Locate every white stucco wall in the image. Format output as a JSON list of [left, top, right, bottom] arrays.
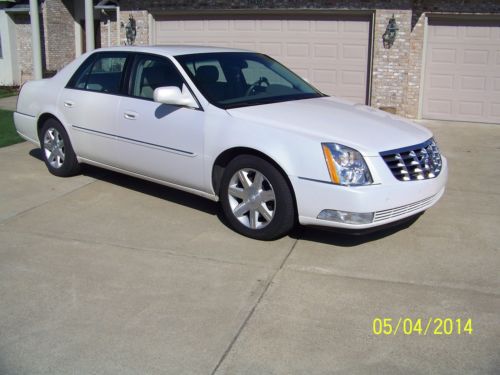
[[0, 11, 20, 85]]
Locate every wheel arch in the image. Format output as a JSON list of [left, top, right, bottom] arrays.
[[37, 113, 63, 139], [211, 147, 298, 217]]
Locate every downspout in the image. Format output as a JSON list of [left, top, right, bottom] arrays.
[[29, 0, 42, 79], [84, 0, 95, 51]]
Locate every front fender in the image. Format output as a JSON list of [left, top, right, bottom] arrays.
[[204, 111, 330, 195]]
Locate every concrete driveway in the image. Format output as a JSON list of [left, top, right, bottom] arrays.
[[0, 121, 499, 374]]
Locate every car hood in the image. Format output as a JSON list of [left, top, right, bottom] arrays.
[[226, 96, 432, 156]]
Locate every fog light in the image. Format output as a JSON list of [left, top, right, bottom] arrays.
[[317, 210, 374, 225]]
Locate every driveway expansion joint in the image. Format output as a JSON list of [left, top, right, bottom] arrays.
[[210, 237, 300, 375], [286, 264, 500, 297], [0, 227, 277, 271]]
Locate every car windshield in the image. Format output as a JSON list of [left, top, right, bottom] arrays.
[[175, 52, 325, 109]]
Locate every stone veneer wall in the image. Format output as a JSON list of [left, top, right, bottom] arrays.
[[12, 14, 35, 82], [99, 13, 119, 48], [42, 0, 75, 72], [119, 10, 149, 46], [371, 9, 412, 115]]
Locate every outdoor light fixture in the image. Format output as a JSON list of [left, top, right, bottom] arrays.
[[382, 14, 398, 49], [125, 14, 137, 45]]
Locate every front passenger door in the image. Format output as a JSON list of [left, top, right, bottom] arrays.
[[115, 54, 205, 191]]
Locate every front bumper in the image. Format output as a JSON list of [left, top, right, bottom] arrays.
[[292, 156, 448, 230]]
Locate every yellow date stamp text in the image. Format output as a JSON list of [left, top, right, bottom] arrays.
[[372, 317, 473, 336]]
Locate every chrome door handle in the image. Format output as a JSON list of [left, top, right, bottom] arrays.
[[124, 111, 137, 120], [64, 100, 74, 108]]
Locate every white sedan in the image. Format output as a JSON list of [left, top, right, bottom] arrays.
[[14, 46, 447, 240]]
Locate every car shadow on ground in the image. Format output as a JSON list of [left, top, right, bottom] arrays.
[[289, 215, 421, 247], [29, 148, 218, 216], [29, 147, 421, 247]]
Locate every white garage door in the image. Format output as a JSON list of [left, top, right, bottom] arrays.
[[155, 15, 371, 104], [423, 19, 500, 124]]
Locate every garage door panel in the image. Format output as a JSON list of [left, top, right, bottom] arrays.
[[314, 44, 338, 58], [429, 74, 454, 89], [313, 69, 337, 84], [458, 101, 484, 116], [342, 19, 370, 32], [463, 49, 489, 65], [155, 15, 370, 104], [233, 20, 256, 31], [286, 43, 310, 57], [427, 99, 453, 115], [429, 47, 457, 64], [461, 76, 486, 91], [423, 19, 500, 124], [258, 20, 282, 31], [207, 20, 230, 31], [287, 20, 310, 31], [494, 78, 500, 91], [183, 21, 203, 31], [314, 20, 338, 32], [464, 25, 493, 39], [491, 103, 500, 117]]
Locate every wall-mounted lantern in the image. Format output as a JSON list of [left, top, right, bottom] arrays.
[[382, 14, 398, 49], [124, 14, 136, 45]]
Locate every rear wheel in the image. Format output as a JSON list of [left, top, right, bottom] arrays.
[[220, 155, 295, 240], [40, 118, 81, 177]]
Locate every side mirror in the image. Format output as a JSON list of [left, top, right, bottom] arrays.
[[153, 84, 199, 109]]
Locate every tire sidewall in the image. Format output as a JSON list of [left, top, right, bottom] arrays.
[[220, 155, 295, 240], [40, 119, 80, 177]]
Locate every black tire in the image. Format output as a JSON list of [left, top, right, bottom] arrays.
[[39, 118, 81, 177], [220, 155, 295, 240]]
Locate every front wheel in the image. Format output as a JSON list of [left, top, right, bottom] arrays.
[[220, 155, 295, 240], [40, 118, 81, 177]]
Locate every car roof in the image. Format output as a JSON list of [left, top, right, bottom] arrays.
[[93, 45, 252, 57]]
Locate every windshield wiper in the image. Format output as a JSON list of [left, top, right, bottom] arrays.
[[223, 94, 322, 109], [224, 100, 276, 109]]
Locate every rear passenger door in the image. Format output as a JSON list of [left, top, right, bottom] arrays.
[[60, 52, 130, 165]]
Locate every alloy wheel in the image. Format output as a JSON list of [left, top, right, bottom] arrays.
[[43, 127, 65, 169], [227, 168, 276, 229]]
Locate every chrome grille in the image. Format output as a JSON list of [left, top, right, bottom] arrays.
[[380, 138, 442, 181]]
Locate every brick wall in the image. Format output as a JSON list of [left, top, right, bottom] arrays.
[[404, 11, 425, 118], [119, 11, 149, 46], [371, 10, 412, 115], [12, 14, 34, 82], [99, 13, 119, 48], [12, 13, 48, 82], [43, 0, 75, 72]]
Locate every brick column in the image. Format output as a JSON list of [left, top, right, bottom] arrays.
[[370, 9, 412, 116], [119, 10, 149, 46]]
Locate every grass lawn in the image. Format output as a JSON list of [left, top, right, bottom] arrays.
[[0, 87, 18, 99], [0, 110, 24, 148]]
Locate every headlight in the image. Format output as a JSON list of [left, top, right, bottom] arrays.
[[322, 143, 373, 186]]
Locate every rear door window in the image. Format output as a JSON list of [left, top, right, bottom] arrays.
[[67, 53, 129, 94]]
